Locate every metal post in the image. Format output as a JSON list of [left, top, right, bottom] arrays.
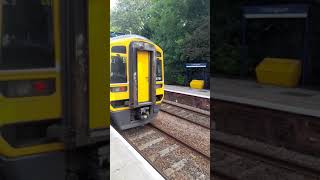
[[185, 66, 188, 86], [0, 0, 3, 65], [240, 15, 248, 77], [302, 12, 310, 86]]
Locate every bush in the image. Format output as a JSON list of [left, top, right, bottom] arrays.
[[213, 44, 241, 75], [164, 69, 185, 86]]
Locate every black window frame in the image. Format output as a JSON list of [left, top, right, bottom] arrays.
[[0, 0, 55, 70], [156, 58, 162, 81], [111, 46, 126, 54], [110, 54, 127, 84]]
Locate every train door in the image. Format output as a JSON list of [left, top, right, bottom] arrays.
[[137, 50, 150, 103]]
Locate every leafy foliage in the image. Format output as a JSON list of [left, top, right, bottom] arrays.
[[111, 0, 210, 85], [212, 0, 246, 75]]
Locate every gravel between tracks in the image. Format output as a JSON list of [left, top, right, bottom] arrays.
[[122, 125, 210, 179], [161, 101, 210, 128], [118, 98, 211, 179], [152, 111, 210, 157]]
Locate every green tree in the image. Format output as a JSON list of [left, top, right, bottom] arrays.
[[110, 0, 152, 35], [111, 0, 210, 85]]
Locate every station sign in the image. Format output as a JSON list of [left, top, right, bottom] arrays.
[[242, 4, 309, 19], [185, 63, 207, 68]]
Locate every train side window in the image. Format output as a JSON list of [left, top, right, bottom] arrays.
[[156, 59, 162, 81], [0, 0, 54, 70], [111, 46, 126, 54], [111, 55, 127, 84], [156, 51, 161, 57]]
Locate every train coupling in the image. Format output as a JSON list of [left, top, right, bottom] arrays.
[[137, 106, 150, 120]]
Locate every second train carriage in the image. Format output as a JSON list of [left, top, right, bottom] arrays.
[[0, 1, 109, 179], [110, 35, 164, 130]]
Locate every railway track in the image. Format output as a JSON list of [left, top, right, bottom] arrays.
[[212, 96, 320, 179], [116, 93, 320, 179], [118, 100, 210, 180], [212, 130, 320, 180], [154, 90, 320, 179], [160, 100, 210, 129]]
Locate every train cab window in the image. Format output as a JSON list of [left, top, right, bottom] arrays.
[[111, 46, 126, 54], [111, 55, 127, 83], [0, 0, 54, 70], [156, 59, 162, 81]]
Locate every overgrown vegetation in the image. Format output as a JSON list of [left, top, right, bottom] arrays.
[[212, 0, 246, 76], [111, 0, 210, 85]]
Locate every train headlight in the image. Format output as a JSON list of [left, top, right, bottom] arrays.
[[6, 81, 32, 97], [111, 86, 127, 92], [155, 84, 163, 89], [3, 79, 55, 97]]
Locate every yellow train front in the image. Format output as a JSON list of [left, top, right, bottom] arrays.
[[110, 35, 164, 130]]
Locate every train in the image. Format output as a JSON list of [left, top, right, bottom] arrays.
[[110, 35, 164, 130], [0, 1, 108, 179]]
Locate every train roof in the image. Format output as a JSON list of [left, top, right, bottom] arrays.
[[110, 32, 125, 38], [111, 34, 152, 43], [110, 34, 162, 50]]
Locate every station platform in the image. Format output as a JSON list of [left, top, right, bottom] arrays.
[[164, 84, 210, 99], [110, 126, 164, 180], [212, 77, 320, 118]]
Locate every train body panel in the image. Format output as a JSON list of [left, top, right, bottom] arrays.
[[0, 0, 109, 179], [0, 0, 63, 159], [110, 35, 164, 130], [88, 0, 109, 129], [137, 51, 150, 103]]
